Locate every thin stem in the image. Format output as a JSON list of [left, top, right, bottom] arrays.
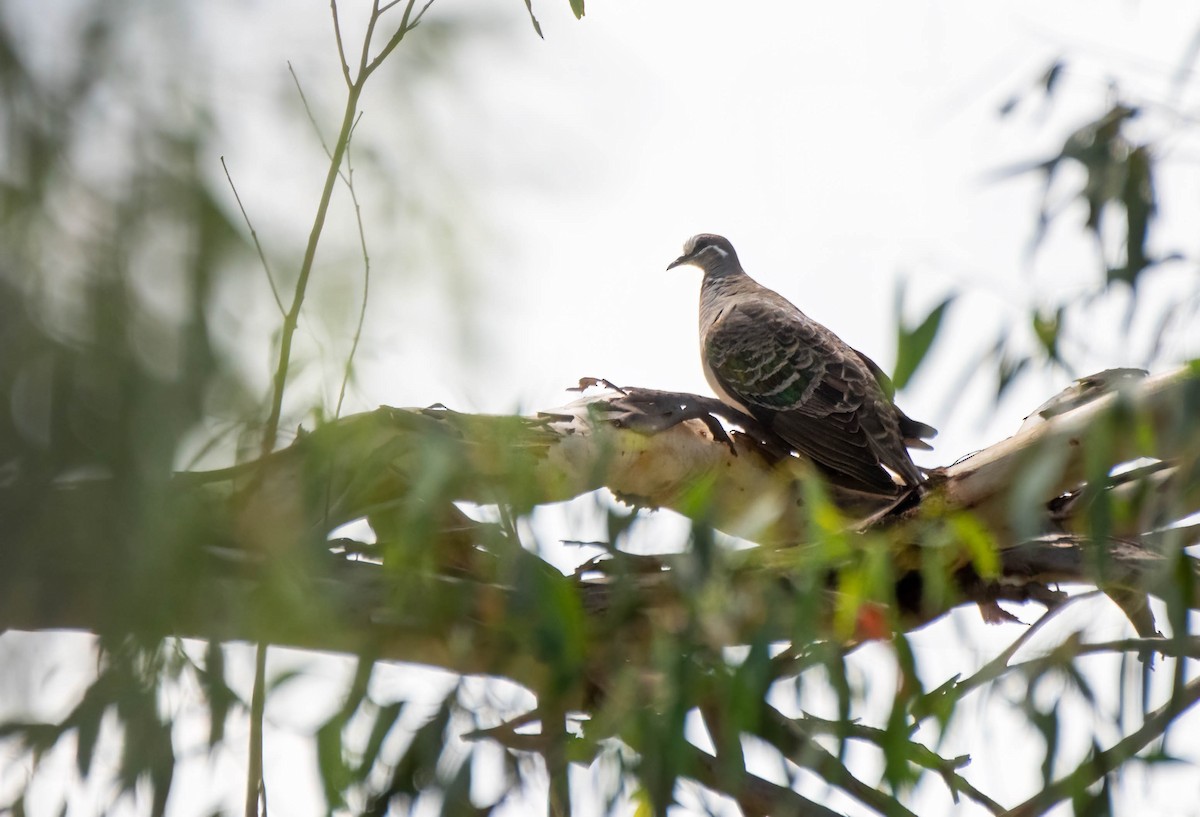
[[329, 0, 352, 87], [1082, 635, 1200, 659], [364, 0, 423, 77], [286, 64, 370, 420], [690, 746, 844, 817], [544, 707, 570, 817], [221, 157, 285, 315], [358, 0, 384, 77], [789, 713, 1004, 815], [407, 0, 436, 31], [245, 644, 269, 817], [259, 78, 363, 459], [334, 120, 370, 419], [763, 708, 920, 817], [1002, 675, 1200, 817], [287, 62, 332, 158], [990, 634, 1200, 685], [249, 1, 425, 809], [911, 592, 1099, 722]]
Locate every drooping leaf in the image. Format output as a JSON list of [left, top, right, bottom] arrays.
[[894, 285, 954, 391], [950, 513, 1000, 579], [521, 0, 543, 38], [996, 348, 1031, 401], [316, 712, 353, 812], [512, 550, 586, 698], [1029, 702, 1060, 786], [1032, 306, 1064, 365], [1108, 143, 1156, 290], [357, 701, 406, 782], [364, 693, 455, 815], [199, 641, 235, 749], [65, 684, 109, 780]]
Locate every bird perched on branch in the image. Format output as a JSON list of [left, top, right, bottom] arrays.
[[668, 233, 936, 495]]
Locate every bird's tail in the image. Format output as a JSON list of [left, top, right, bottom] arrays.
[[898, 409, 937, 451]]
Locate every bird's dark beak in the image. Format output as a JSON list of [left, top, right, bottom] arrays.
[[666, 253, 691, 271]]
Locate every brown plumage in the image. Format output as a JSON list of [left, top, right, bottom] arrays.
[[668, 233, 935, 494]]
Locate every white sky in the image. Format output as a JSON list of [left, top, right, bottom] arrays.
[[4, 1, 1200, 815], [203, 0, 1200, 463]]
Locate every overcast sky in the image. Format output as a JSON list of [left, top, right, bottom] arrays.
[[206, 0, 1200, 463], [5, 1, 1200, 815]]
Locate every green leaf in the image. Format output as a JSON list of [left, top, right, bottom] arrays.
[[894, 287, 954, 391], [357, 701, 405, 782], [996, 349, 1030, 400], [363, 695, 455, 816], [512, 552, 587, 697], [569, 0, 585, 18], [73, 704, 102, 779], [950, 513, 1000, 578], [911, 675, 963, 728], [1109, 143, 1156, 290], [440, 751, 477, 815], [521, 0, 543, 38], [1032, 307, 1064, 364], [316, 713, 352, 812], [199, 640, 234, 748]]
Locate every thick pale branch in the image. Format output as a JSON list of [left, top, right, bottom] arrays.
[[217, 366, 1200, 572], [225, 396, 816, 552], [940, 365, 1200, 539], [9, 367, 1195, 657]]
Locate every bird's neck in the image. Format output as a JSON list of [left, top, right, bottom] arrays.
[[699, 267, 752, 328]]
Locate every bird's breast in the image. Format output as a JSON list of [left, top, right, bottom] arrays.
[[700, 339, 754, 415]]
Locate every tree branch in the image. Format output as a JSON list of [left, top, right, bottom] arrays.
[[1001, 675, 1200, 817]]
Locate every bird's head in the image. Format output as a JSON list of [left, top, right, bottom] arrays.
[[666, 233, 740, 275]]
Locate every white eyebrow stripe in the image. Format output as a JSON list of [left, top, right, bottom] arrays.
[[707, 244, 728, 259]]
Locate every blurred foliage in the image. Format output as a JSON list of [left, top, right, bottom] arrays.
[[892, 284, 954, 391], [0, 3, 1199, 817], [980, 51, 1200, 399], [0, 2, 248, 812]]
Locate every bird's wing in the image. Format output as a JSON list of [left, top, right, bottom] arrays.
[[704, 299, 909, 492], [849, 347, 938, 449]]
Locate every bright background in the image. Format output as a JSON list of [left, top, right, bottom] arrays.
[[196, 1, 1200, 467], [3, 1, 1200, 815]]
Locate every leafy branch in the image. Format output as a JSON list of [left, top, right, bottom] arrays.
[[261, 0, 434, 459], [246, 3, 437, 814]]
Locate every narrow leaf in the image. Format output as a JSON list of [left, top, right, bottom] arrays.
[[316, 714, 351, 812], [522, 0, 544, 38], [894, 291, 953, 390], [950, 513, 1000, 578], [1032, 307, 1064, 364], [199, 640, 234, 748], [357, 701, 405, 782]]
